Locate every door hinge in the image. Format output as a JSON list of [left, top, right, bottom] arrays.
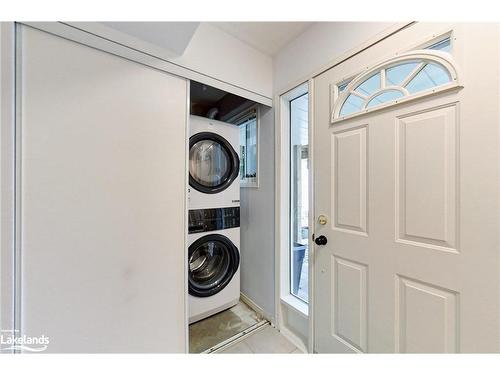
[[312, 233, 315, 241]]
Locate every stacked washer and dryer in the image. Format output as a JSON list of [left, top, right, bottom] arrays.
[[188, 115, 241, 324]]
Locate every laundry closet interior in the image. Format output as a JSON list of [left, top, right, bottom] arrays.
[[187, 81, 270, 353]]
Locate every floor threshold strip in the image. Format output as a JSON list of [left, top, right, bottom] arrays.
[[202, 320, 270, 354]]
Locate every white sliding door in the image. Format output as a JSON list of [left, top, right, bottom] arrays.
[[17, 25, 188, 353]]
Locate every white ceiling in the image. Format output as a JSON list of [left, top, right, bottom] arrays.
[[210, 22, 313, 56], [92, 22, 313, 59]]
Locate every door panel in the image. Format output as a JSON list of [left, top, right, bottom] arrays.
[[396, 104, 458, 251], [18, 25, 188, 352], [332, 256, 368, 352], [313, 23, 500, 353], [395, 275, 458, 353], [332, 125, 368, 234]]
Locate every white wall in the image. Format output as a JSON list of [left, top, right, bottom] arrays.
[[273, 22, 397, 93], [239, 104, 275, 319], [59, 22, 273, 104], [172, 23, 273, 99]]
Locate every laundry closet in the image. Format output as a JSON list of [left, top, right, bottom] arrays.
[[187, 82, 269, 353]]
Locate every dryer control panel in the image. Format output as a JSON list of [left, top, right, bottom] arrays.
[[188, 207, 240, 234]]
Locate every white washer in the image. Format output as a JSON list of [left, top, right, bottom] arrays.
[[188, 208, 240, 324], [188, 115, 240, 210]]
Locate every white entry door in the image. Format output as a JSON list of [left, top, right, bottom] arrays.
[[313, 23, 500, 353]]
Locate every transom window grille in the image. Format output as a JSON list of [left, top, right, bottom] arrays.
[[332, 43, 459, 122]]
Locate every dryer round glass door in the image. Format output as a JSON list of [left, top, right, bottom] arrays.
[[188, 234, 240, 297], [189, 132, 240, 194]]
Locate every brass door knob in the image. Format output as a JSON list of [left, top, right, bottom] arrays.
[[318, 215, 328, 225]]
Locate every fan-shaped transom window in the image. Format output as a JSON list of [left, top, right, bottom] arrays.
[[333, 50, 460, 122]]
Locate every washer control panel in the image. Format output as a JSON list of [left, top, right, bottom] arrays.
[[188, 207, 240, 234]]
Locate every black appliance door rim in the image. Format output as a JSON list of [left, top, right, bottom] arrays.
[[188, 234, 240, 298]]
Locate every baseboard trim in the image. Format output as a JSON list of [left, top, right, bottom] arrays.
[[240, 292, 274, 324]]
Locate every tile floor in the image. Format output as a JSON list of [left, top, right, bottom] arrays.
[[218, 325, 303, 354], [189, 301, 264, 353]]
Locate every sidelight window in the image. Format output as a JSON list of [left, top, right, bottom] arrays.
[[279, 82, 310, 314], [290, 92, 309, 303]]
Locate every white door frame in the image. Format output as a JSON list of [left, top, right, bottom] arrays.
[[274, 81, 313, 353]]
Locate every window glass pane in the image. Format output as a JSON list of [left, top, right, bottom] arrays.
[[427, 37, 451, 53], [339, 94, 365, 117], [386, 62, 419, 86], [338, 80, 351, 92], [405, 62, 451, 94], [237, 114, 257, 183], [366, 89, 404, 108], [355, 72, 380, 96], [246, 118, 257, 178], [239, 125, 246, 179], [334, 51, 454, 119], [290, 93, 309, 303]]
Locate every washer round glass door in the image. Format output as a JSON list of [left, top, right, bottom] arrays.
[[189, 132, 240, 194], [188, 234, 240, 297]]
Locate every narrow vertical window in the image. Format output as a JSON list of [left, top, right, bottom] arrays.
[[234, 108, 258, 187], [290, 93, 309, 303]]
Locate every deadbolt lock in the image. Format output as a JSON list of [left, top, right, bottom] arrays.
[[318, 215, 328, 225]]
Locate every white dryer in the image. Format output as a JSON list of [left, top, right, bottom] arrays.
[[188, 115, 240, 210], [188, 207, 240, 323]]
